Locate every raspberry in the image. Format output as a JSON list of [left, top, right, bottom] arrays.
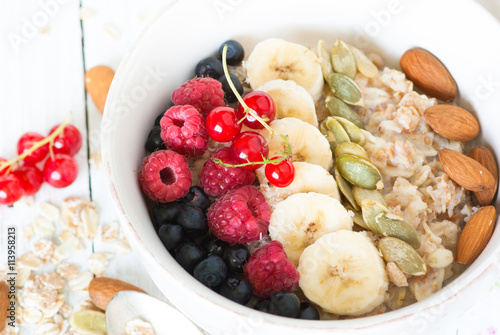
[[160, 105, 209, 157], [244, 241, 300, 298], [139, 150, 192, 203], [200, 147, 255, 197], [207, 186, 270, 243], [171, 78, 225, 117]]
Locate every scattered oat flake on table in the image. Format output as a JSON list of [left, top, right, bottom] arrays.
[[22, 224, 34, 243], [90, 150, 102, 169], [114, 236, 131, 255], [39, 201, 60, 221], [68, 271, 93, 291], [102, 23, 121, 40], [79, 6, 96, 20], [33, 239, 56, 264], [33, 216, 55, 237], [56, 263, 79, 279], [88, 252, 114, 276], [17, 253, 43, 270], [101, 221, 120, 243]]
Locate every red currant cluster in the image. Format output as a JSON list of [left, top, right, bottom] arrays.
[[0, 118, 82, 206], [205, 46, 295, 187]]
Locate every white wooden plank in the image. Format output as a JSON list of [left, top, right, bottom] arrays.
[[81, 0, 169, 300]]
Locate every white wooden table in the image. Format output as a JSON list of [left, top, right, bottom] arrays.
[[0, 1, 499, 334]]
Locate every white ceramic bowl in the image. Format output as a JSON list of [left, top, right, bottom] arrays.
[[103, 0, 500, 333]]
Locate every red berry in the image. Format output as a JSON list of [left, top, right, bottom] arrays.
[[12, 164, 44, 195], [229, 132, 269, 171], [43, 154, 78, 188], [160, 105, 209, 157], [243, 241, 300, 298], [237, 91, 276, 129], [0, 158, 8, 176], [17, 132, 49, 163], [49, 124, 82, 156], [139, 150, 192, 203], [200, 147, 255, 197], [207, 186, 271, 243], [171, 77, 225, 117], [265, 158, 295, 188], [0, 174, 24, 205], [205, 106, 242, 142]]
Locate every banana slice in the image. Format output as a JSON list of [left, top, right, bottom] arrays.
[[258, 162, 341, 211], [298, 230, 388, 316], [259, 118, 333, 171], [257, 79, 318, 127], [269, 192, 353, 266], [246, 38, 324, 102]]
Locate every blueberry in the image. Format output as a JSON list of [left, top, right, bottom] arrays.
[[298, 302, 320, 320], [222, 245, 249, 274], [219, 40, 244, 66], [182, 186, 210, 210], [177, 206, 208, 238], [195, 57, 224, 79], [193, 255, 227, 288], [254, 292, 301, 318], [219, 276, 253, 305], [153, 202, 182, 227], [175, 242, 206, 273], [254, 299, 275, 314], [218, 74, 243, 103], [201, 236, 229, 257], [158, 224, 183, 250], [145, 126, 165, 153]]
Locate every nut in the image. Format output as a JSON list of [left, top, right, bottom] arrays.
[[84, 65, 115, 114], [424, 105, 479, 141], [400, 48, 457, 102], [0, 281, 9, 331], [469, 146, 498, 205], [456, 206, 496, 264], [88, 277, 146, 310], [438, 148, 496, 193]]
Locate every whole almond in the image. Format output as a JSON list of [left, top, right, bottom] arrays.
[[0, 281, 9, 331], [456, 206, 496, 264], [438, 148, 495, 192], [470, 146, 498, 205], [85, 65, 115, 114], [88, 277, 146, 310], [400, 48, 457, 102], [424, 105, 479, 141]]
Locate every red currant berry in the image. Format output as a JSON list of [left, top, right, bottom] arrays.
[[237, 91, 276, 129], [43, 154, 78, 188], [0, 158, 8, 176], [265, 158, 295, 187], [17, 132, 49, 163], [12, 164, 44, 195], [229, 131, 269, 170], [206, 106, 242, 142], [49, 124, 82, 156], [0, 174, 23, 205]]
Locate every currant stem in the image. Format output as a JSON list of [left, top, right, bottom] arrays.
[[0, 113, 72, 173], [218, 45, 292, 169]]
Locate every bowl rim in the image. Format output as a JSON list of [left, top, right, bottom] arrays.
[[102, 0, 500, 330]]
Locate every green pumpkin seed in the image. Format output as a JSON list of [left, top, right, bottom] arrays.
[[327, 73, 364, 106], [352, 186, 387, 208], [375, 212, 421, 248], [347, 44, 378, 78], [320, 117, 350, 151], [360, 199, 387, 235], [334, 142, 369, 161], [378, 237, 427, 276], [325, 95, 365, 129], [333, 117, 366, 145], [318, 40, 334, 82], [344, 203, 368, 229], [336, 154, 381, 190], [330, 39, 357, 79], [335, 168, 359, 211]]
